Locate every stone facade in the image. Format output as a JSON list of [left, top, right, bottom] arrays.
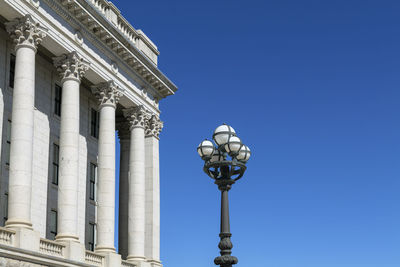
[[0, 0, 177, 267]]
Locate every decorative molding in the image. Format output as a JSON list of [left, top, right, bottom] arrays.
[[111, 61, 118, 74], [74, 30, 84, 46], [123, 105, 150, 130], [145, 114, 163, 139], [53, 51, 90, 83], [91, 80, 122, 108], [41, 0, 176, 99], [5, 14, 47, 51], [27, 0, 40, 9]]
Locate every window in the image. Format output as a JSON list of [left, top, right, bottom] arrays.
[[3, 193, 8, 226], [9, 54, 15, 88], [5, 120, 11, 166], [49, 209, 57, 240], [52, 144, 59, 185], [88, 222, 96, 251], [89, 163, 97, 201], [54, 84, 62, 116], [90, 108, 99, 138]]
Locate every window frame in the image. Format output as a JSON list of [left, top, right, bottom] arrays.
[[54, 83, 62, 117], [49, 209, 57, 240], [88, 222, 96, 251], [5, 119, 11, 166], [52, 143, 59, 185], [89, 162, 97, 201], [8, 53, 15, 89], [90, 108, 99, 139]]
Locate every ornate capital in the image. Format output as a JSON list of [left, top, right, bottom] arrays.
[[145, 115, 163, 139], [123, 106, 150, 130], [5, 15, 47, 51], [53, 51, 89, 83], [91, 81, 122, 108], [117, 121, 131, 140]]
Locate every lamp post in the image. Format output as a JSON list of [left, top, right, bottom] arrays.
[[197, 124, 251, 267]]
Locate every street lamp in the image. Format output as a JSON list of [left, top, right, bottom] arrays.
[[197, 124, 251, 267]]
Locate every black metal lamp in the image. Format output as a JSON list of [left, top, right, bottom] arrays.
[[197, 124, 251, 267]]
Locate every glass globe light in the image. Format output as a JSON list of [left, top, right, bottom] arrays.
[[236, 145, 251, 162], [213, 124, 236, 147], [197, 139, 215, 159], [224, 136, 242, 155], [210, 149, 225, 163]]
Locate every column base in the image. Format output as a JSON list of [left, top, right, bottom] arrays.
[[127, 256, 151, 267], [101, 251, 121, 267], [55, 233, 79, 242], [147, 259, 162, 267], [12, 227, 40, 252], [95, 246, 116, 254], [5, 219, 33, 230], [57, 240, 85, 262]]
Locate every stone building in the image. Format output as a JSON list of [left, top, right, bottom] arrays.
[[0, 0, 177, 266]]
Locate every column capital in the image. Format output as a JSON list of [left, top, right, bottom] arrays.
[[145, 115, 163, 139], [53, 51, 89, 83], [5, 15, 47, 52], [123, 106, 151, 130], [117, 121, 131, 140], [91, 80, 122, 108]]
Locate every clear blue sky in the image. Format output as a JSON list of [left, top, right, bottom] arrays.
[[113, 1, 400, 266]]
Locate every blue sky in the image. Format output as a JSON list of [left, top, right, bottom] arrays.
[[113, 1, 400, 266]]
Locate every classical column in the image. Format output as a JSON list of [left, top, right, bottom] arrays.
[[53, 52, 89, 242], [144, 115, 163, 265], [92, 81, 122, 253], [123, 106, 148, 263], [117, 121, 131, 260], [5, 15, 47, 229]]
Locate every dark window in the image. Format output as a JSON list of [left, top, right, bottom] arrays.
[[5, 120, 11, 166], [52, 144, 59, 185], [54, 84, 62, 116], [88, 222, 95, 251], [90, 108, 99, 138], [49, 209, 57, 240], [9, 54, 15, 88], [3, 193, 8, 225], [89, 163, 96, 201]]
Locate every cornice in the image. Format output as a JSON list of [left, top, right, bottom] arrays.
[[51, 0, 177, 99]]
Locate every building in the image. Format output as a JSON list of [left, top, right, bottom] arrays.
[[0, 0, 177, 266]]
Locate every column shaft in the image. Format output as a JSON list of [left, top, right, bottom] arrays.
[[145, 136, 160, 262], [128, 126, 146, 261], [118, 135, 130, 259], [6, 45, 36, 229], [54, 52, 89, 242], [57, 78, 80, 241], [5, 15, 47, 230], [96, 105, 116, 252]]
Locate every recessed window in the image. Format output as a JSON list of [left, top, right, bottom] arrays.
[[52, 144, 59, 185], [54, 84, 62, 116], [49, 209, 57, 240], [90, 108, 99, 139], [88, 222, 96, 251], [5, 119, 11, 166], [9, 54, 15, 89], [89, 163, 97, 201]]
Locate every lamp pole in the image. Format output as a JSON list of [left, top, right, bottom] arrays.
[[197, 124, 251, 267]]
